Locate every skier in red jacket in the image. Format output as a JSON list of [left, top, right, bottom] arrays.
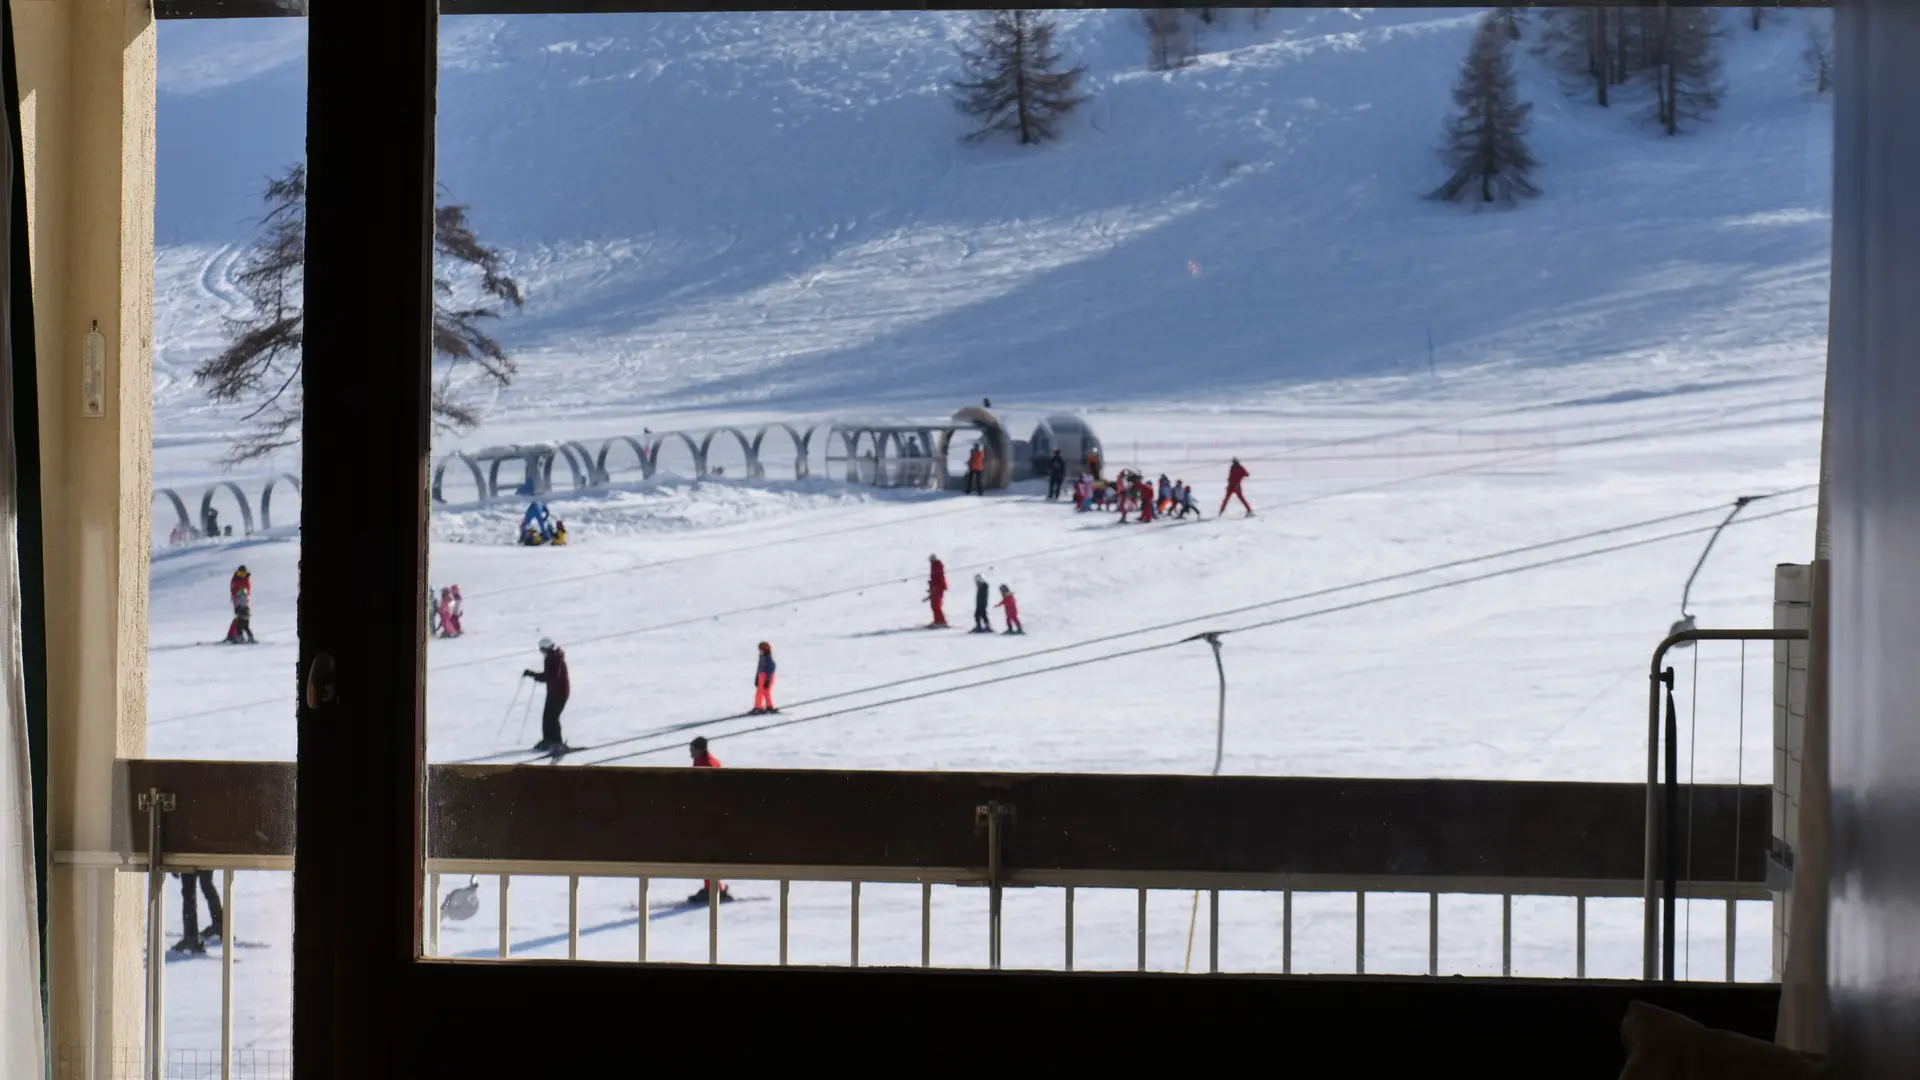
[[1220, 457, 1253, 516], [225, 566, 256, 644], [688, 737, 731, 904], [926, 554, 948, 627], [995, 584, 1023, 635]]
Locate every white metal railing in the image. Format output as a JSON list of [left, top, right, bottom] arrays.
[[422, 861, 1765, 978], [55, 847, 1769, 1079]]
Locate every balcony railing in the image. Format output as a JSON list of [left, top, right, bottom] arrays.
[[67, 760, 1773, 1077]]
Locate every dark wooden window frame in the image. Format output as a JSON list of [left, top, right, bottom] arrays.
[[296, 2, 1799, 1072]]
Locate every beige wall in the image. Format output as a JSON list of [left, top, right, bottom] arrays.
[[13, 0, 155, 1071]]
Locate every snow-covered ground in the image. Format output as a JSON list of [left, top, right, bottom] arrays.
[[144, 7, 1831, 1059]]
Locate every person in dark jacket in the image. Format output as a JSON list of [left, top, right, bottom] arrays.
[[172, 870, 224, 954], [1046, 450, 1067, 500], [752, 641, 778, 714], [972, 574, 992, 632], [523, 638, 570, 752]]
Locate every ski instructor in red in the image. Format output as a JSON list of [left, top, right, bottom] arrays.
[[926, 554, 948, 627], [1220, 457, 1253, 517]]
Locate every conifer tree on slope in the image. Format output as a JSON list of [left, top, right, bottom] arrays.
[[951, 10, 1088, 145], [1431, 17, 1540, 207], [1644, 5, 1724, 136], [1803, 13, 1834, 96], [1142, 8, 1196, 72], [194, 164, 524, 463]]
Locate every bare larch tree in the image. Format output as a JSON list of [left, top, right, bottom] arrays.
[[1537, 6, 1618, 107], [1644, 5, 1724, 135], [951, 10, 1089, 146], [194, 164, 524, 463], [1432, 15, 1540, 207]]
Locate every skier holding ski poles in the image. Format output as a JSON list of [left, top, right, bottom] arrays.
[[522, 638, 570, 753]]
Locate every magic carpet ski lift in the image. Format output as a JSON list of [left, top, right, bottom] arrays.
[[1669, 495, 1761, 647], [440, 876, 481, 922]]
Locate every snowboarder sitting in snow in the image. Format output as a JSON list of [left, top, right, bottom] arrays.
[[550, 520, 569, 546], [972, 574, 992, 632], [520, 521, 547, 547], [522, 638, 570, 754], [688, 738, 732, 904], [225, 566, 256, 644], [752, 641, 778, 714], [995, 584, 1023, 635]]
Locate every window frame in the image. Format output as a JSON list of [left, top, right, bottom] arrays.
[[293, 1, 1818, 1071]]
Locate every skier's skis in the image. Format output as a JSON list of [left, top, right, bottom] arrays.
[[630, 896, 770, 919], [165, 948, 245, 964]]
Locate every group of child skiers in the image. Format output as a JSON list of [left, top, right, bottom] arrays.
[[921, 554, 1022, 634], [430, 584, 465, 638], [1042, 450, 1254, 521], [224, 566, 255, 644]]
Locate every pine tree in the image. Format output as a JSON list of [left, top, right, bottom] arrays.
[[1803, 14, 1833, 95], [194, 164, 524, 463], [1431, 16, 1540, 207], [1644, 6, 1724, 136], [1142, 8, 1196, 72], [951, 10, 1089, 146], [1492, 6, 1525, 42]]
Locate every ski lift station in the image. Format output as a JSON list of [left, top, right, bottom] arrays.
[[429, 405, 1102, 502]]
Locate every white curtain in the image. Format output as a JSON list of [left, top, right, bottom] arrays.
[[0, 0, 48, 1072]]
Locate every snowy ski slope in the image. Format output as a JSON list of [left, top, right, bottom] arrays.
[[145, 7, 1830, 1054]]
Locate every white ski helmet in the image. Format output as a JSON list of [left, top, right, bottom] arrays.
[[538, 637, 555, 651]]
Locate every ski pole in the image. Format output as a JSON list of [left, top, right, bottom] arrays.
[[515, 689, 537, 744], [1184, 634, 1227, 973], [495, 680, 526, 740]]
